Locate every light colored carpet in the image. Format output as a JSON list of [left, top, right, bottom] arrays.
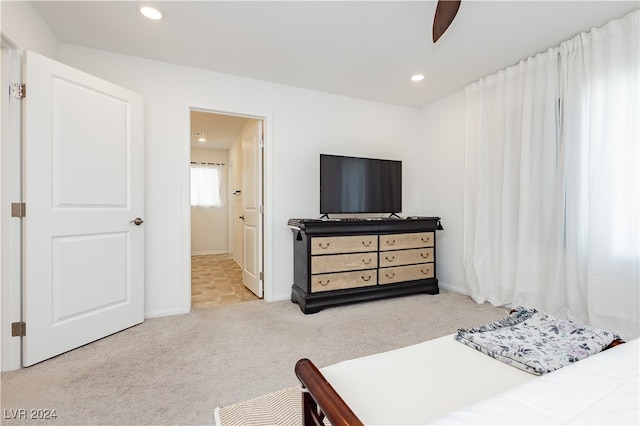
[[1, 290, 509, 425]]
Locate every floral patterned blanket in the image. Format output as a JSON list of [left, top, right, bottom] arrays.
[[455, 307, 620, 375]]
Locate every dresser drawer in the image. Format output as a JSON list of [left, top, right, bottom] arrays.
[[378, 263, 434, 284], [379, 248, 434, 267], [312, 252, 377, 274], [379, 232, 434, 251], [311, 270, 377, 292], [311, 235, 378, 255]]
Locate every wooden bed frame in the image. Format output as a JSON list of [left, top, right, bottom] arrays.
[[295, 358, 363, 426], [295, 339, 625, 426]]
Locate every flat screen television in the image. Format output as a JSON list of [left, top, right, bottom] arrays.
[[320, 154, 402, 214]]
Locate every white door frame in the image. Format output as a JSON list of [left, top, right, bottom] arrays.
[[1, 38, 23, 371], [180, 105, 272, 313]]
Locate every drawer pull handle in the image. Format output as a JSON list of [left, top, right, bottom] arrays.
[[385, 255, 396, 262], [386, 239, 396, 246], [385, 272, 395, 279], [421, 268, 431, 275], [361, 240, 373, 247], [319, 279, 330, 286], [421, 237, 431, 243], [362, 258, 372, 265], [318, 242, 331, 249], [361, 274, 372, 282], [420, 252, 430, 259]]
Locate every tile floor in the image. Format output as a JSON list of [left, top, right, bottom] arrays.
[[191, 253, 260, 308]]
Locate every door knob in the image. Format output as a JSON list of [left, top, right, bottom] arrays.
[[130, 217, 144, 226], [239, 215, 245, 220]]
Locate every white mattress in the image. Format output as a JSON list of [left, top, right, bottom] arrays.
[[320, 334, 535, 425], [428, 338, 640, 425]]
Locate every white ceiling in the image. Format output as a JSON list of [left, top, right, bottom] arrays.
[[31, 1, 638, 150], [31, 0, 639, 110], [190, 111, 250, 150]]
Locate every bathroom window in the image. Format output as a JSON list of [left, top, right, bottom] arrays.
[[190, 164, 224, 207]]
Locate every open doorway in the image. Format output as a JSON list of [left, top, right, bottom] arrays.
[[189, 109, 264, 308]]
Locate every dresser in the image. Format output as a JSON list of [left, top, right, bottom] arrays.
[[288, 217, 441, 313]]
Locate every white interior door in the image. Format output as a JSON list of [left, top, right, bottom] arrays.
[[241, 120, 263, 297], [23, 51, 144, 366]]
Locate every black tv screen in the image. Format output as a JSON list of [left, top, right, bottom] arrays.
[[320, 154, 402, 214]]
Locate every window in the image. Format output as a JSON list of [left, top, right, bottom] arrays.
[[463, 10, 639, 338], [190, 164, 224, 207]]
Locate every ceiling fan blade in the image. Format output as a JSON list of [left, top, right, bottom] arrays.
[[432, 0, 462, 43]]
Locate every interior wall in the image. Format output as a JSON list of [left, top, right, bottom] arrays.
[[0, 1, 457, 330], [0, 1, 461, 370], [57, 44, 423, 316], [0, 1, 59, 59], [228, 119, 262, 268], [190, 147, 229, 255], [419, 90, 468, 295], [229, 132, 243, 265]]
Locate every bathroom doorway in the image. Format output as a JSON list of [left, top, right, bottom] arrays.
[[189, 109, 264, 308]]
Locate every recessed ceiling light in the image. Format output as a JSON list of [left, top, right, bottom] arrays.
[[193, 132, 206, 142], [140, 6, 163, 20], [411, 74, 425, 82]]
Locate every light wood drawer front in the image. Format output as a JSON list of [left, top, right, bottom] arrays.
[[378, 263, 434, 284], [379, 232, 434, 251], [379, 248, 434, 267], [311, 235, 378, 255], [312, 252, 377, 274], [311, 270, 377, 292]]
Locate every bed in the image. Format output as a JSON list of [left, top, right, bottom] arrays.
[[295, 309, 638, 425]]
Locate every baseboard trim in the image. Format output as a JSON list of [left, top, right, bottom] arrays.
[[191, 250, 228, 256], [438, 282, 468, 295], [144, 307, 186, 319]]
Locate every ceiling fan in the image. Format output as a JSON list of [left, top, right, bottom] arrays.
[[433, 0, 462, 43]]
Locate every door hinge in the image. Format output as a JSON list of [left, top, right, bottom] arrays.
[[259, 272, 263, 281], [11, 322, 26, 337], [11, 202, 26, 218], [10, 83, 25, 99], [259, 205, 264, 214], [258, 139, 264, 149]]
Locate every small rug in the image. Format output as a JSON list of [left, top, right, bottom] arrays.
[[215, 387, 302, 426]]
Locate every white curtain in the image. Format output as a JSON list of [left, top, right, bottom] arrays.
[[464, 11, 639, 340], [190, 164, 226, 207]]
